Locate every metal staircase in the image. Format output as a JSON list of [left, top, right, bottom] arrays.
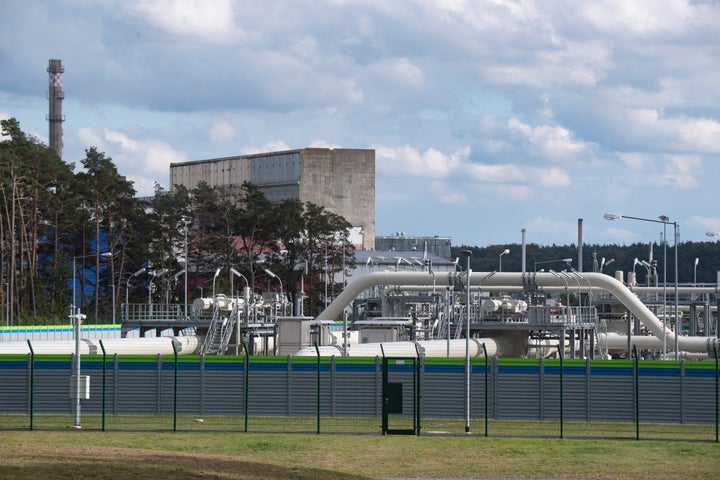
[[201, 303, 241, 355]]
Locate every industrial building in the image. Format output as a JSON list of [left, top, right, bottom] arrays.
[[375, 233, 452, 260], [169, 148, 375, 250]]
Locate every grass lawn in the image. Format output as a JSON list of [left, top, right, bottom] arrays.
[[0, 430, 717, 479]]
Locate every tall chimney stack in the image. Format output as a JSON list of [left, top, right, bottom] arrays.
[[47, 59, 64, 159]]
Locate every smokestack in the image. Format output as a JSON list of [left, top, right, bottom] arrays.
[[47, 59, 64, 159]]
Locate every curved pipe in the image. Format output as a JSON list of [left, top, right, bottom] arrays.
[[318, 271, 720, 354]]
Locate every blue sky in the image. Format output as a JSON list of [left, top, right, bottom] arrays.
[[1, 0, 719, 247]]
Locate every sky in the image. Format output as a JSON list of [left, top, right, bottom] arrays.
[[1, 0, 719, 248]]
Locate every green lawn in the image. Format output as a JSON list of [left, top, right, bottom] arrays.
[[0, 429, 718, 479]]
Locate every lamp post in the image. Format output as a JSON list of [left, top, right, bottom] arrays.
[[693, 257, 699, 286], [534, 258, 573, 272], [230, 268, 249, 355], [212, 267, 223, 299], [125, 268, 146, 322], [230, 268, 249, 297], [182, 217, 190, 320], [71, 251, 111, 429], [499, 249, 510, 272], [263, 268, 284, 317], [460, 249, 472, 433], [605, 213, 679, 360], [600, 258, 614, 274]]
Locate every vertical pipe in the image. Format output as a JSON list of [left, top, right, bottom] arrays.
[[577, 218, 583, 273], [521, 228, 526, 274]]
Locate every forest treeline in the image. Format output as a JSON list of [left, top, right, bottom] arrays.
[[0, 118, 353, 325], [3, 118, 719, 326], [453, 241, 720, 287]]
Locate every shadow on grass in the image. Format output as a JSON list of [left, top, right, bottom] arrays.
[[1, 450, 375, 480]]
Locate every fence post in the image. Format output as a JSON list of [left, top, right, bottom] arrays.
[[539, 356, 544, 421], [27, 340, 34, 431], [632, 345, 639, 441], [99, 339, 106, 432], [414, 343, 423, 436], [715, 344, 718, 443], [557, 345, 564, 439], [242, 340, 249, 433], [171, 339, 178, 432], [315, 343, 320, 434], [482, 342, 488, 437]]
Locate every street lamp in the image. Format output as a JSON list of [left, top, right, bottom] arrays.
[[605, 213, 679, 360], [212, 267, 223, 299], [460, 249, 472, 433], [263, 268, 284, 317], [499, 249, 510, 272], [534, 258, 573, 272], [600, 258, 614, 274], [693, 257, 699, 286], [230, 268, 249, 297], [125, 268, 146, 322], [71, 251, 111, 429], [182, 217, 191, 321], [230, 268, 250, 355]]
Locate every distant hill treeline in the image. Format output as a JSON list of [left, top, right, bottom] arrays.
[[451, 242, 720, 285]]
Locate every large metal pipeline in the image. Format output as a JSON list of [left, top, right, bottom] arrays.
[[294, 335, 525, 357], [317, 271, 720, 354], [0, 336, 202, 355]]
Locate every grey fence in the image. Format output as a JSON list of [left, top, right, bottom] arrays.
[[1, 351, 718, 441]]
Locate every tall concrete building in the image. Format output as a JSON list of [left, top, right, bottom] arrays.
[[170, 148, 375, 249], [47, 59, 64, 158]]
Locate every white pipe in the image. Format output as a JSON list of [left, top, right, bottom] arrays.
[[294, 337, 521, 357], [317, 271, 720, 354], [0, 336, 202, 355]]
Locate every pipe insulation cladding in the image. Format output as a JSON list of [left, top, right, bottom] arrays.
[[316, 271, 720, 355], [0, 336, 201, 355]]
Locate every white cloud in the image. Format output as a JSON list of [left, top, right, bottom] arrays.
[[534, 167, 571, 187], [688, 215, 720, 233], [618, 152, 700, 189], [645, 155, 700, 189], [240, 141, 292, 156], [85, 128, 190, 195], [77, 128, 106, 151], [375, 145, 464, 178], [578, 1, 692, 37], [128, 0, 239, 42], [209, 120, 236, 143], [622, 109, 720, 154], [507, 119, 593, 160]]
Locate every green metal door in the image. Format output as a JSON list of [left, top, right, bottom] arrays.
[[382, 357, 419, 435]]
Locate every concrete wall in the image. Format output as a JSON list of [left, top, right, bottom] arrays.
[[298, 149, 375, 250], [169, 148, 375, 249]]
